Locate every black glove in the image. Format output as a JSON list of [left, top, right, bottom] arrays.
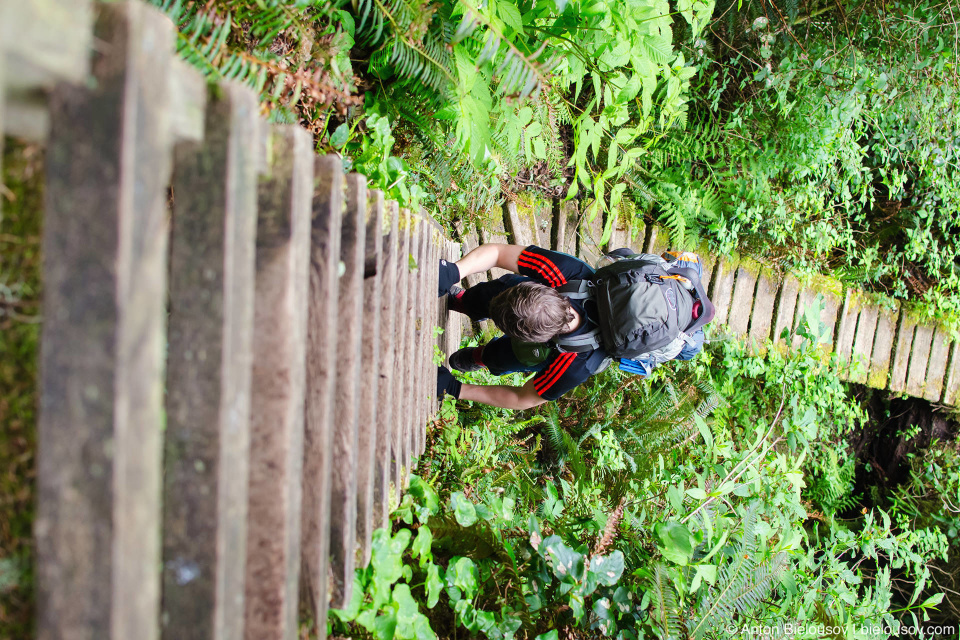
[[437, 366, 462, 399], [438, 259, 461, 297]]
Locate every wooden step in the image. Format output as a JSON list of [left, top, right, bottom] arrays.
[[477, 208, 511, 279], [577, 207, 603, 265], [943, 342, 960, 405], [643, 224, 669, 256], [162, 80, 259, 640], [728, 260, 759, 337], [771, 274, 800, 344], [849, 303, 880, 385], [503, 200, 534, 246], [748, 265, 778, 347], [868, 302, 899, 389], [300, 155, 343, 637], [374, 201, 401, 532], [889, 312, 919, 394], [327, 174, 368, 609], [356, 190, 386, 570], [923, 326, 951, 403], [709, 258, 736, 328], [556, 201, 578, 256], [243, 125, 313, 640], [905, 324, 935, 398], [834, 290, 861, 372], [390, 210, 413, 502], [36, 5, 175, 638]]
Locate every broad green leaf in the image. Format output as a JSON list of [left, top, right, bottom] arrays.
[[591, 551, 625, 586], [694, 414, 714, 451], [446, 556, 479, 599], [330, 123, 350, 149], [450, 492, 477, 526], [536, 631, 559, 640], [392, 583, 419, 625], [412, 526, 433, 566], [426, 563, 443, 608], [408, 475, 440, 518], [689, 564, 717, 593], [655, 521, 695, 565], [373, 611, 398, 640]]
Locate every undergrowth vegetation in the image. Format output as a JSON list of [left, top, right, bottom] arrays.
[[329, 309, 954, 638]]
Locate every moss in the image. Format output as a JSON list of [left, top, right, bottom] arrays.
[[0, 138, 44, 639]]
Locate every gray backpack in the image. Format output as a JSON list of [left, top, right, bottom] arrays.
[[552, 252, 714, 360]]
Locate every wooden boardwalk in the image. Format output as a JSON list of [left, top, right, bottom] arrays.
[[454, 200, 960, 406], [3, 2, 461, 639], [3, 2, 958, 640]]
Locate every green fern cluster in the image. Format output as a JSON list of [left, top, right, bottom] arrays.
[[647, 509, 789, 639], [807, 448, 858, 517]]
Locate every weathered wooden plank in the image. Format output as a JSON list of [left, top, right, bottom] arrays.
[[356, 189, 384, 569], [578, 206, 604, 265], [36, 5, 174, 639], [169, 59, 207, 143], [375, 201, 400, 532], [503, 200, 534, 246], [1, 0, 92, 92], [5, 91, 50, 141], [243, 126, 312, 640], [834, 290, 860, 371], [391, 210, 413, 502], [792, 277, 842, 350], [405, 216, 427, 478], [709, 258, 736, 328], [477, 208, 511, 279], [889, 312, 918, 394], [943, 341, 960, 405], [868, 302, 899, 390], [300, 155, 343, 637], [923, 327, 951, 403], [772, 274, 800, 344], [728, 260, 759, 337], [604, 210, 631, 253], [535, 199, 554, 249], [850, 304, 879, 385], [644, 224, 670, 256], [162, 81, 259, 640], [905, 324, 935, 398], [326, 174, 368, 609], [748, 266, 778, 347]]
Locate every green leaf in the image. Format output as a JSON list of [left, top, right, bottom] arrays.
[[654, 521, 695, 565], [373, 611, 398, 640], [446, 556, 479, 599], [393, 583, 419, 625], [408, 475, 440, 519], [426, 564, 443, 608], [331, 123, 350, 148], [450, 492, 478, 526], [542, 535, 584, 581], [689, 564, 717, 593], [694, 414, 713, 451], [591, 551, 625, 586], [536, 632, 559, 640], [412, 526, 433, 566]]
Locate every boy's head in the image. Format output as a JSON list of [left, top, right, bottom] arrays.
[[489, 281, 575, 343]]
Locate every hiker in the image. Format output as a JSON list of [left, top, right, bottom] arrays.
[[436, 243, 715, 409]]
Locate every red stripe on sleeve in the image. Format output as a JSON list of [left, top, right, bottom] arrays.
[[518, 255, 560, 286], [521, 251, 567, 285], [534, 352, 576, 394]]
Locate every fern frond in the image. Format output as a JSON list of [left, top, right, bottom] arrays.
[[648, 563, 684, 639]]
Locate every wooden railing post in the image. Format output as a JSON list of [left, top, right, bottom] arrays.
[[36, 4, 174, 639], [375, 201, 401, 531], [162, 80, 260, 640], [391, 210, 412, 500], [300, 155, 343, 637], [244, 125, 313, 640], [356, 190, 385, 567], [328, 174, 367, 608]]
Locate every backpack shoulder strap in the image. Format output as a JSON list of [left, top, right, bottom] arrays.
[[556, 279, 593, 300], [552, 328, 602, 353]]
